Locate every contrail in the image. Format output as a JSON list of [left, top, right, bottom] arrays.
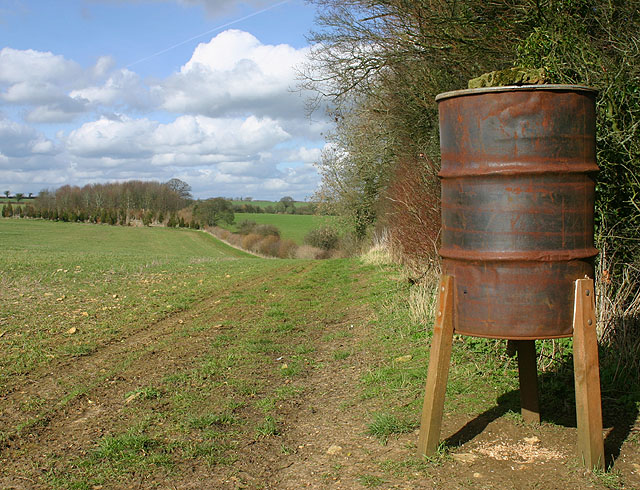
[[125, 0, 291, 69]]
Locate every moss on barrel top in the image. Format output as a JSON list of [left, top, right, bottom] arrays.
[[468, 67, 548, 89]]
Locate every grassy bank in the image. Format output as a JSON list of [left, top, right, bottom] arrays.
[[221, 213, 335, 244]]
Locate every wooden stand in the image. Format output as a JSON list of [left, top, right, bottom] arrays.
[[417, 275, 455, 456], [417, 276, 605, 470], [573, 278, 605, 469], [515, 339, 541, 424]]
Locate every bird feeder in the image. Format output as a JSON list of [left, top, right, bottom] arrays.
[[417, 85, 605, 470]]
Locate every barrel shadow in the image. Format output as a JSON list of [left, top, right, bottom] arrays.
[[537, 348, 639, 468], [441, 352, 638, 468], [443, 389, 519, 448]]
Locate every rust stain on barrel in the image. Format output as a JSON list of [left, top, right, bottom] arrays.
[[437, 85, 598, 339]]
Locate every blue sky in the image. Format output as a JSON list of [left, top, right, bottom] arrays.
[[0, 0, 328, 200]]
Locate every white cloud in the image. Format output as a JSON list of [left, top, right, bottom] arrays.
[[55, 110, 319, 198], [25, 98, 89, 123], [70, 68, 152, 110], [0, 30, 321, 131], [284, 146, 322, 163], [66, 116, 159, 158], [0, 118, 56, 158], [0, 30, 327, 199], [0, 119, 66, 192], [246, 163, 319, 194], [178, 159, 320, 200], [156, 30, 310, 120], [0, 48, 82, 85], [60, 112, 295, 197], [65, 114, 289, 164], [2, 80, 63, 105], [0, 48, 116, 123], [90, 56, 117, 79], [216, 160, 270, 177], [152, 115, 290, 165], [0, 168, 69, 190]]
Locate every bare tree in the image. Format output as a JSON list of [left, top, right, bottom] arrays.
[[166, 178, 193, 200], [302, 0, 534, 240]]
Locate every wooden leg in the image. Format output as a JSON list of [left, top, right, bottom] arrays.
[[515, 340, 540, 424], [418, 275, 455, 457], [573, 278, 605, 470]]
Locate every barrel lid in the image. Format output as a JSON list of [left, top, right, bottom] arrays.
[[435, 84, 597, 102]]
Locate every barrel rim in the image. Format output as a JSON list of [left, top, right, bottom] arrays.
[[453, 330, 574, 340], [439, 248, 599, 262], [435, 84, 597, 102]]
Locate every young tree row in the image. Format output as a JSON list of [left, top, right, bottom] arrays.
[[36, 179, 191, 216]]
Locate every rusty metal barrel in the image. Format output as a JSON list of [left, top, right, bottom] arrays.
[[436, 85, 598, 339]]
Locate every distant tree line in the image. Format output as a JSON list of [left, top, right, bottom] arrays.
[[39, 180, 190, 213], [232, 196, 318, 215], [2, 179, 201, 227], [2, 191, 34, 202], [1, 180, 324, 230]]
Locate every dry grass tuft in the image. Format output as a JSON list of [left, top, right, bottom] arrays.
[[258, 235, 280, 256], [242, 233, 262, 251], [295, 244, 323, 260], [408, 266, 440, 326], [360, 229, 440, 326], [596, 245, 640, 381], [360, 230, 394, 266], [361, 244, 394, 266], [277, 239, 298, 259]]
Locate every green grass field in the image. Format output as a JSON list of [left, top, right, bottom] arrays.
[[0, 218, 636, 489], [0, 220, 255, 390], [222, 212, 336, 244], [2, 220, 251, 260], [0, 198, 31, 203], [230, 200, 307, 209]]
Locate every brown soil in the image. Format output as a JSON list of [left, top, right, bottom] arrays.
[[1, 286, 638, 490]]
